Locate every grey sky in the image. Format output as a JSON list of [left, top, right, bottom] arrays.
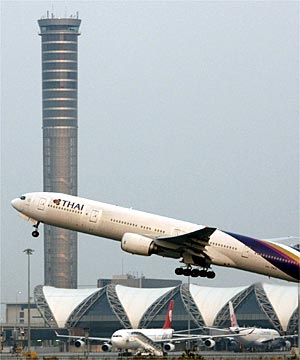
[[1, 1, 299, 313]]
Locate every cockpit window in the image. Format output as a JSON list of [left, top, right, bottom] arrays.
[[20, 196, 26, 200]]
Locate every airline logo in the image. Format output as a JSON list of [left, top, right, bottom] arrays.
[[53, 198, 84, 211], [168, 309, 173, 323], [225, 231, 300, 281], [229, 301, 238, 328], [230, 313, 236, 326], [163, 300, 174, 329]]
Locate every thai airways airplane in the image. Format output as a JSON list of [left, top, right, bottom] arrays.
[[204, 301, 297, 350], [11, 192, 299, 282]]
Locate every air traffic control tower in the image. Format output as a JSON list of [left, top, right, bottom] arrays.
[[38, 14, 81, 288]]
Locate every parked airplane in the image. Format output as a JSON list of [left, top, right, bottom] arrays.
[[55, 299, 248, 355], [11, 192, 299, 282], [205, 301, 296, 350], [56, 300, 177, 356]]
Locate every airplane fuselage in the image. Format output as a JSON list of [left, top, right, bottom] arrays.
[[231, 327, 280, 347], [11, 192, 299, 282], [111, 328, 173, 349]]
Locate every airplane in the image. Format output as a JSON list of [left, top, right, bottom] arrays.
[[205, 301, 297, 351], [55, 299, 177, 356], [11, 192, 299, 282], [55, 299, 249, 355]]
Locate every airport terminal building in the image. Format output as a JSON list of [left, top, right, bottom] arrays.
[[33, 282, 298, 338]]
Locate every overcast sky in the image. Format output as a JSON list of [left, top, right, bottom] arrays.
[[1, 1, 299, 316]]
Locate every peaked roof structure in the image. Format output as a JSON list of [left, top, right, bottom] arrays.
[[34, 282, 298, 334]]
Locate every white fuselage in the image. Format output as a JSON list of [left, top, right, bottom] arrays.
[[111, 328, 173, 349], [232, 327, 280, 348], [11, 192, 299, 282]]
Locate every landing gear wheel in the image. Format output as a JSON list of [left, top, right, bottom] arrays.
[[206, 271, 216, 279], [175, 267, 184, 275], [32, 230, 39, 238], [199, 269, 207, 277], [31, 222, 40, 238], [183, 268, 191, 276], [191, 269, 200, 277]]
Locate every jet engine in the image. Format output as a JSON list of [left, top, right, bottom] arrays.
[[74, 339, 85, 348], [204, 338, 216, 348], [101, 343, 112, 352], [163, 343, 175, 352], [281, 340, 291, 350], [227, 338, 240, 352], [121, 233, 158, 256]]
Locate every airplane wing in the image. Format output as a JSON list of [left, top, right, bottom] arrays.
[[172, 332, 251, 340], [157, 227, 216, 245], [55, 331, 110, 342], [260, 334, 298, 344], [154, 227, 217, 261], [128, 331, 211, 345], [204, 326, 256, 336]]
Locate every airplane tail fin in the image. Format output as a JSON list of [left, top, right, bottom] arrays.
[[229, 301, 239, 328], [163, 299, 174, 329]]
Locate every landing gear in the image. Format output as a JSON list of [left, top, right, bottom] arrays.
[[206, 270, 216, 279], [174, 266, 215, 279], [182, 268, 192, 276], [31, 222, 40, 238], [191, 269, 200, 277], [175, 267, 184, 275], [32, 230, 39, 237]]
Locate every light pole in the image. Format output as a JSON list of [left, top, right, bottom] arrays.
[[14, 290, 22, 352], [23, 249, 34, 357], [15, 291, 22, 326], [84, 328, 90, 360]]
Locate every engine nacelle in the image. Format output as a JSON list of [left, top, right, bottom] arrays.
[[204, 338, 216, 348], [281, 340, 291, 349], [227, 338, 238, 346], [121, 233, 158, 256], [227, 338, 240, 351], [74, 339, 85, 348], [163, 343, 175, 352], [101, 343, 112, 352]]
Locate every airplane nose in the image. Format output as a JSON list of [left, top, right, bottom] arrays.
[[11, 197, 23, 211], [11, 198, 19, 209]]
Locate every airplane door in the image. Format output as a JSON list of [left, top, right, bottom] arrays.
[[241, 245, 249, 258], [37, 197, 47, 211], [172, 228, 183, 236], [89, 209, 100, 223], [82, 209, 102, 233]]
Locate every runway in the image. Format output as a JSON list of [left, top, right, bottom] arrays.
[[0, 350, 296, 360]]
